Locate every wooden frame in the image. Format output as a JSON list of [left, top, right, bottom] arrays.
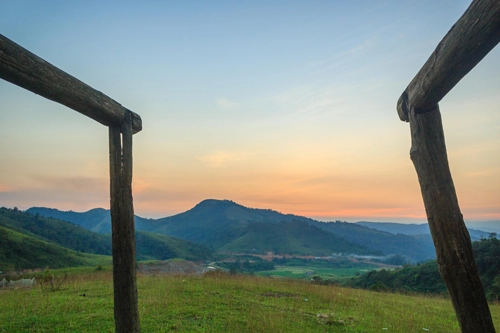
[[397, 0, 500, 331], [1, 34, 141, 333]]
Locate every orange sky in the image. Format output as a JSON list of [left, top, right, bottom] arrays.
[[1, 1, 498, 222]]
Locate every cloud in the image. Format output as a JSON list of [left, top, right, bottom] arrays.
[[216, 98, 238, 110], [271, 84, 367, 117], [0, 184, 15, 192], [30, 175, 107, 192], [0, 176, 109, 212], [198, 151, 250, 167]]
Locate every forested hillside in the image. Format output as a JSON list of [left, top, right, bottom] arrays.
[[0, 208, 212, 270], [218, 220, 372, 255], [0, 225, 109, 271], [347, 236, 500, 300]]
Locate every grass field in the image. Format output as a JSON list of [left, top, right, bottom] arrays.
[[256, 263, 378, 280], [1, 268, 500, 332]]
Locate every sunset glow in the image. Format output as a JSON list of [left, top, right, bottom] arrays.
[[1, 1, 498, 223]]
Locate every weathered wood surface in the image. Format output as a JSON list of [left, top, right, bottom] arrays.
[[408, 105, 495, 332], [0, 34, 142, 133], [109, 112, 140, 333], [398, 0, 500, 122]]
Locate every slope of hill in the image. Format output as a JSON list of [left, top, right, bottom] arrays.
[[0, 225, 110, 272], [218, 220, 372, 256], [2, 208, 212, 264], [356, 222, 431, 235], [135, 231, 212, 261], [1, 207, 111, 254]]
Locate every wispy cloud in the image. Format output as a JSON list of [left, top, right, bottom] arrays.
[[306, 34, 380, 76], [216, 98, 238, 110], [30, 175, 107, 191], [198, 150, 251, 168], [271, 84, 362, 116], [0, 184, 15, 192]]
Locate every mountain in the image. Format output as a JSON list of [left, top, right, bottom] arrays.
[[27, 207, 157, 234], [28, 199, 436, 262], [465, 221, 500, 235], [356, 221, 492, 240], [1, 208, 211, 266], [153, 200, 435, 261], [312, 221, 435, 261]]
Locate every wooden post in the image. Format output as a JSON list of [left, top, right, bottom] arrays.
[[397, 1, 500, 331], [109, 111, 140, 333], [407, 104, 495, 332], [0, 34, 143, 332]]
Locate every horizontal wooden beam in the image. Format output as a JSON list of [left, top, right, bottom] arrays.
[[0, 34, 142, 133], [398, 0, 500, 122]]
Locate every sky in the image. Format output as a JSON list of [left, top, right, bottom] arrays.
[[0, 0, 499, 223]]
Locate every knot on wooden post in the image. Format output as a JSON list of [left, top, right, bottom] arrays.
[[397, 90, 409, 122]]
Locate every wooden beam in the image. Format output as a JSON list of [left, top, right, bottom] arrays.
[[0, 34, 142, 133], [408, 105, 495, 332], [398, 0, 500, 122], [109, 111, 140, 333]]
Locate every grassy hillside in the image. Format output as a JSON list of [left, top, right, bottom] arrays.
[[135, 231, 212, 261], [219, 220, 371, 256], [1, 208, 212, 267], [0, 207, 111, 255], [0, 226, 110, 272], [2, 270, 500, 332]]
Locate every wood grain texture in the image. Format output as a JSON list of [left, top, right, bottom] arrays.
[[109, 112, 140, 333], [398, 0, 500, 122], [0, 34, 142, 133], [409, 105, 495, 333]]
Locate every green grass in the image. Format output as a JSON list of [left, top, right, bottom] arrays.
[[2, 270, 500, 332], [256, 264, 378, 280]]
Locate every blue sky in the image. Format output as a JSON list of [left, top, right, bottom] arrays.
[[1, 0, 499, 222]]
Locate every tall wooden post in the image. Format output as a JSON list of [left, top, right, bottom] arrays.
[[408, 104, 495, 333], [109, 111, 140, 333], [397, 1, 500, 331], [0, 33, 143, 332]]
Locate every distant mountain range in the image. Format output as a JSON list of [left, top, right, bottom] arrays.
[[356, 221, 497, 239], [26, 199, 449, 262], [3, 199, 496, 271]]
